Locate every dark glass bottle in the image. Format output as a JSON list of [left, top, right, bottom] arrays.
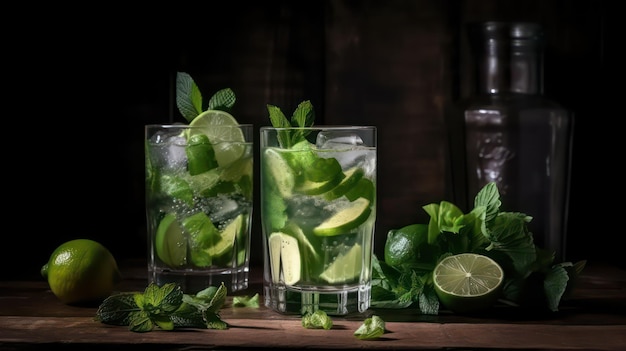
[[447, 22, 573, 262]]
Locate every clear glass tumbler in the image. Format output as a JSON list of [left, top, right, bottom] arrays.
[[260, 126, 377, 315], [145, 124, 253, 293]]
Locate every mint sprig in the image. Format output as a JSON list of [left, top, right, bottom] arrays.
[[95, 282, 229, 332], [267, 100, 315, 148], [176, 71, 236, 122]]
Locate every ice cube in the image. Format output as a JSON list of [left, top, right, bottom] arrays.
[[149, 133, 187, 169], [316, 131, 363, 150]]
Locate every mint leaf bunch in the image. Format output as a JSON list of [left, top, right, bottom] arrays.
[[176, 71, 236, 122], [95, 282, 228, 332], [371, 182, 586, 314]]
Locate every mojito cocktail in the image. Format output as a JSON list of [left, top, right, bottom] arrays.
[[145, 114, 253, 293], [261, 121, 376, 315]]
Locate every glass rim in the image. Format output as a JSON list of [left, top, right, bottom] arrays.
[[260, 125, 375, 131], [146, 123, 254, 129]]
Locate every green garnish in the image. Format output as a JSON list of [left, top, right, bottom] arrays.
[[176, 71, 236, 122], [94, 282, 228, 333], [266, 100, 314, 148], [354, 315, 386, 340], [371, 182, 586, 314], [301, 310, 333, 330], [232, 293, 260, 308]]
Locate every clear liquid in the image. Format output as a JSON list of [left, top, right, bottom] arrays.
[[145, 132, 253, 293], [261, 144, 376, 315]]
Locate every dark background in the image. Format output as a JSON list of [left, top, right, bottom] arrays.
[[6, 0, 618, 280]]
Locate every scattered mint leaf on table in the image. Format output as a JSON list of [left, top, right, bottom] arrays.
[[232, 293, 260, 307], [301, 310, 333, 330], [354, 315, 386, 340], [95, 282, 229, 332]]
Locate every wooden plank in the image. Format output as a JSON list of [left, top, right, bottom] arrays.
[[1, 316, 625, 350]]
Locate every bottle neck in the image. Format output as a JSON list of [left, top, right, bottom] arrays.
[[470, 22, 544, 95]]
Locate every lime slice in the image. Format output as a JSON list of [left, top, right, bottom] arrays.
[[283, 221, 317, 256], [319, 244, 362, 283], [187, 167, 222, 195], [188, 110, 245, 167], [345, 178, 375, 202], [313, 198, 372, 236], [433, 253, 504, 314], [324, 167, 365, 200], [155, 213, 187, 267], [182, 212, 220, 250], [207, 214, 243, 257], [264, 148, 296, 198], [294, 173, 345, 195], [268, 232, 301, 285]]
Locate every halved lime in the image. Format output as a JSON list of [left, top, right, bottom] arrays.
[[188, 110, 245, 167], [324, 167, 365, 200], [319, 244, 362, 284], [155, 213, 187, 267], [264, 148, 296, 198], [433, 253, 504, 314], [313, 198, 372, 236], [207, 214, 243, 257], [268, 232, 301, 285]]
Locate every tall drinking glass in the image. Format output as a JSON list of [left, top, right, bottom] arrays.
[[260, 126, 377, 315], [145, 123, 253, 293]]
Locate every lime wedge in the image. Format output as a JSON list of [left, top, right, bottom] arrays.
[[264, 148, 296, 198], [433, 253, 504, 313], [268, 232, 301, 285], [345, 178, 375, 202], [313, 198, 372, 236], [188, 110, 245, 167], [283, 221, 317, 256], [319, 244, 362, 283], [294, 173, 345, 195], [181, 212, 220, 250], [324, 167, 365, 200], [207, 214, 243, 257], [155, 213, 187, 267]]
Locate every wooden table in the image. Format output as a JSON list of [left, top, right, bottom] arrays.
[[1, 259, 625, 350]]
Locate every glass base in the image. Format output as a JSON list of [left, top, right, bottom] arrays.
[[264, 283, 371, 316], [149, 266, 249, 294]]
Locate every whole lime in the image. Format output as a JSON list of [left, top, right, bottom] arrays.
[[41, 239, 122, 305], [384, 223, 430, 267]]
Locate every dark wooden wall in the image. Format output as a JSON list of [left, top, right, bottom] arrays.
[[7, 0, 617, 280]]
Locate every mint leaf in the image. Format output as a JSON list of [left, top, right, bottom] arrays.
[[129, 310, 154, 333], [141, 283, 184, 314], [291, 100, 314, 128], [544, 264, 569, 311], [95, 293, 139, 326], [208, 88, 236, 112], [354, 315, 386, 340], [473, 181, 501, 224], [232, 293, 260, 307], [176, 72, 203, 122], [302, 310, 333, 330]]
